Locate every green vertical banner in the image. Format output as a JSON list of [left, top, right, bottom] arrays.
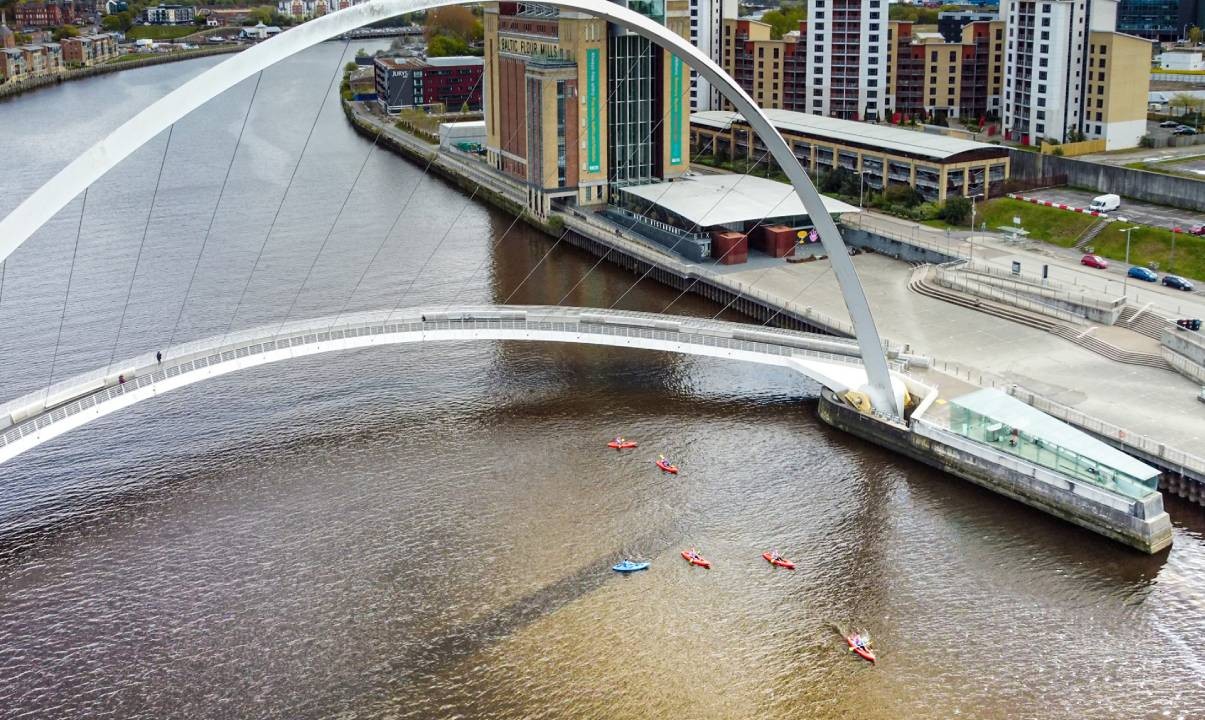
[[669, 54, 683, 166], [586, 48, 600, 173]]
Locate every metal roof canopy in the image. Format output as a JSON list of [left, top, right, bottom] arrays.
[[617, 174, 860, 229], [693, 109, 1007, 163], [950, 388, 1160, 483]]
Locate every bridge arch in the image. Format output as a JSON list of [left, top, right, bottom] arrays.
[[0, 306, 913, 467], [0, 0, 899, 415]]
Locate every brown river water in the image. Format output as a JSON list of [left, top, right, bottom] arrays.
[[0, 43, 1202, 719]]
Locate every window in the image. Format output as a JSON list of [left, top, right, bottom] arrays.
[[1039, 57, 1047, 67], [1041, 17, 1050, 27], [1038, 84, 1046, 93], [950, 51, 956, 61], [931, 65, 937, 74], [995, 29, 1002, 40], [1040, 31, 1049, 40], [1096, 98, 1102, 109], [1036, 110, 1045, 119], [758, 47, 764, 58], [1097, 72, 1104, 81], [1036, 123, 1045, 133], [1099, 59, 1106, 69], [1095, 111, 1102, 121], [1039, 44, 1048, 53], [1100, 45, 1107, 55], [869, 34, 878, 42], [1038, 71, 1047, 80], [773, 47, 780, 59], [1037, 97, 1045, 107], [867, 90, 877, 98]]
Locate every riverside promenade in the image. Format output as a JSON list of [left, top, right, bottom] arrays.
[[345, 102, 1205, 509]]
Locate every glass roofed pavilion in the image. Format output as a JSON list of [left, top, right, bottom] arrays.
[[948, 389, 1161, 501]]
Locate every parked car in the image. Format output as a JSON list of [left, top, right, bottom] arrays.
[[1160, 120, 1180, 128], [1088, 193, 1120, 212], [1191, 224, 1205, 236], [1081, 254, 1109, 269], [1127, 266, 1158, 282], [1163, 274, 1195, 291], [1174, 126, 1199, 136]]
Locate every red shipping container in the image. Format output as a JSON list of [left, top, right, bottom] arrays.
[[761, 225, 797, 258], [710, 231, 747, 265]]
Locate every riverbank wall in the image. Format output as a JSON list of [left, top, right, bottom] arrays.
[[0, 46, 242, 102], [344, 100, 1202, 527], [817, 388, 1173, 554]]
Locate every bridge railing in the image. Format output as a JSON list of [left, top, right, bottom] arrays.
[[0, 308, 900, 456]]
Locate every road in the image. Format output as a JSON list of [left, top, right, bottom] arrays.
[[852, 210, 1205, 320], [1016, 186, 1205, 231]]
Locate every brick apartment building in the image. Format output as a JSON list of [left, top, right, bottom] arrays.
[[722, 18, 808, 112], [61, 33, 120, 67], [374, 56, 483, 114], [13, 0, 77, 28]]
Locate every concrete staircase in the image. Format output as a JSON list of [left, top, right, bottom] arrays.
[[1117, 304, 1172, 341], [909, 265, 1170, 369], [1073, 219, 1110, 251]]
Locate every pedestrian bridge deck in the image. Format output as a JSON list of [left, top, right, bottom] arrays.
[[0, 305, 920, 467]]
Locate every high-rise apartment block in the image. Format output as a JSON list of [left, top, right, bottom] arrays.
[[687, 0, 737, 110], [1001, 0, 1150, 149], [483, 1, 692, 216], [805, 0, 889, 121]]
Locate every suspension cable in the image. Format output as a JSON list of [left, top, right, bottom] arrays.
[[274, 123, 383, 336], [167, 71, 264, 348], [760, 264, 832, 327], [604, 149, 773, 311], [224, 41, 351, 341], [329, 68, 486, 329], [444, 41, 656, 311], [43, 187, 88, 401], [107, 124, 175, 373]]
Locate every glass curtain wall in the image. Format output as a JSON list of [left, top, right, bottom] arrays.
[[608, 32, 657, 188]]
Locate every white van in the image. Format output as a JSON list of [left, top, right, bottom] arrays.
[[1089, 194, 1121, 212]]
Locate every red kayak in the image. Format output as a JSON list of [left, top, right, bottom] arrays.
[[655, 459, 679, 474], [762, 551, 795, 570], [846, 635, 876, 664], [681, 550, 711, 568], [608, 440, 638, 449]]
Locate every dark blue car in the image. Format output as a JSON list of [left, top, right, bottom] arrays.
[[1127, 266, 1158, 282], [1163, 274, 1195, 291]]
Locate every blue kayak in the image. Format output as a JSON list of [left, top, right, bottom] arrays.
[[612, 560, 650, 573]]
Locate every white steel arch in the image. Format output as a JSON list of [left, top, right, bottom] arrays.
[[0, 0, 900, 416], [0, 306, 914, 467]]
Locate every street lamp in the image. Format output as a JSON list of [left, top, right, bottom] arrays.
[[968, 192, 984, 261], [1119, 222, 1139, 298]]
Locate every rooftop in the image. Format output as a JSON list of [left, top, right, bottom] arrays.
[[950, 388, 1160, 483], [425, 55, 484, 67], [692, 109, 1008, 163], [617, 174, 859, 228]]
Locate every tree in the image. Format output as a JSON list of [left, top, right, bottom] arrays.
[[883, 184, 923, 208], [427, 33, 470, 57], [249, 6, 274, 25], [939, 196, 972, 225], [102, 11, 134, 32], [761, 6, 806, 40], [424, 6, 478, 42], [1189, 25, 1203, 46], [52, 25, 80, 41]]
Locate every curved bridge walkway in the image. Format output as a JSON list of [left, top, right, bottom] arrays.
[[0, 306, 910, 467]]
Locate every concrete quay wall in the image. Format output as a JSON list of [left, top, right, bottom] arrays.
[[818, 388, 1173, 554], [1009, 152, 1205, 213]]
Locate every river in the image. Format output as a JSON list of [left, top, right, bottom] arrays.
[[0, 43, 1202, 719]]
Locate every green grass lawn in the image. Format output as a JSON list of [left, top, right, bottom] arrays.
[[106, 52, 150, 63], [126, 25, 198, 40], [1088, 225, 1205, 282], [1123, 154, 1205, 180], [977, 198, 1099, 247]]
